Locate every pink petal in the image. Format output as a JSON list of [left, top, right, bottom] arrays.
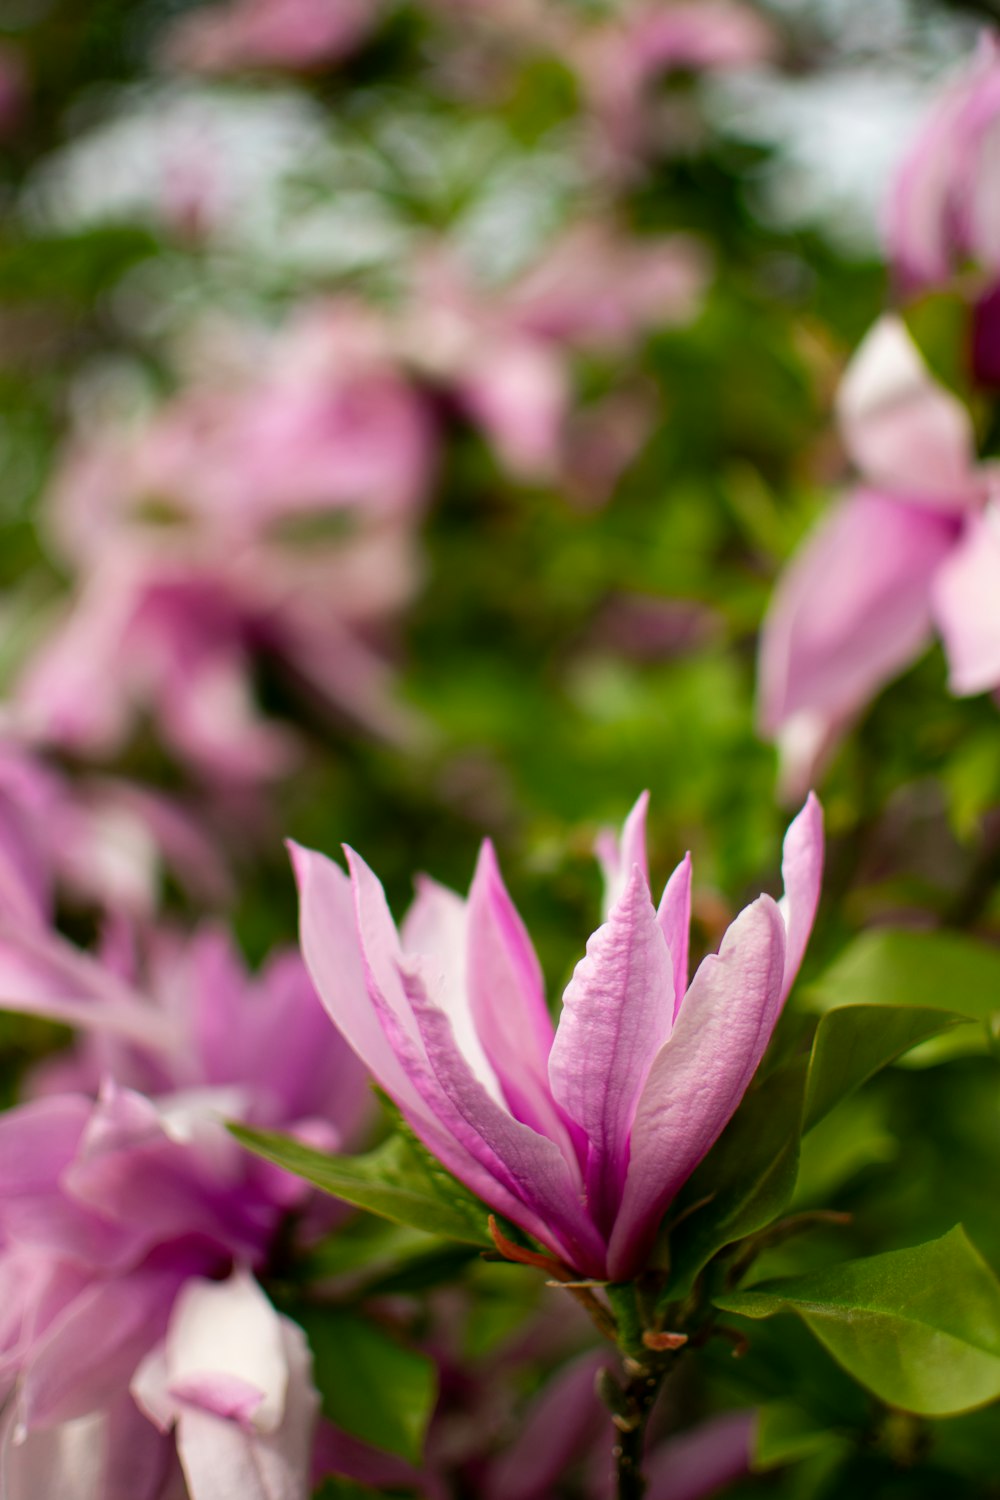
[[170, 1317, 318, 1500], [645, 1410, 755, 1500], [549, 867, 674, 1234], [345, 848, 590, 1260], [595, 791, 650, 917], [758, 489, 956, 793], [163, 1272, 287, 1433], [482, 1350, 605, 1500], [607, 896, 787, 1280], [290, 841, 427, 1120], [657, 851, 692, 1013], [465, 842, 571, 1145], [401, 873, 501, 1098], [399, 958, 607, 1276], [837, 316, 980, 508], [777, 792, 824, 1001], [932, 510, 1000, 695]]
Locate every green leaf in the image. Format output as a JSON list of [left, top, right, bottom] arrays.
[[805, 929, 1000, 1028], [664, 1002, 963, 1299], [231, 1124, 493, 1247], [714, 1227, 1000, 1416], [754, 1401, 849, 1471], [803, 1004, 972, 1130], [296, 1304, 436, 1464]]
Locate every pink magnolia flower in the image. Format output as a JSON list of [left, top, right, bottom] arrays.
[[0, 904, 370, 1497], [162, 0, 377, 74], [403, 226, 706, 485], [0, 1091, 318, 1500], [16, 304, 434, 779], [292, 790, 822, 1282], [758, 315, 999, 796], [886, 34, 1000, 294]]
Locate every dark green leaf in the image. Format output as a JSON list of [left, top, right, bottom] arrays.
[[231, 1124, 493, 1246], [297, 1305, 436, 1464], [754, 1401, 850, 1470], [715, 1227, 1000, 1416]]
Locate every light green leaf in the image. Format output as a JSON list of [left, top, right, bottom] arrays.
[[803, 1003, 971, 1130], [231, 1124, 493, 1246], [715, 1227, 1000, 1416], [295, 1305, 436, 1464], [805, 928, 1000, 1025]]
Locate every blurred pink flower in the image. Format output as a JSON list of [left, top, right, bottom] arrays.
[[17, 304, 434, 780], [293, 790, 821, 1281], [162, 0, 377, 74], [0, 738, 231, 923], [758, 315, 1000, 796], [0, 889, 370, 1495], [404, 226, 707, 485], [886, 34, 1000, 293], [575, 2, 776, 171]]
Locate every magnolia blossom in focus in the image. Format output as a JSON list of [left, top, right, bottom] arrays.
[[758, 315, 1000, 797], [403, 225, 707, 484], [16, 303, 434, 780], [293, 790, 822, 1281], [163, 0, 377, 73]]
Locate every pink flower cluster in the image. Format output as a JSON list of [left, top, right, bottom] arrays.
[[17, 303, 434, 783], [0, 803, 370, 1497]]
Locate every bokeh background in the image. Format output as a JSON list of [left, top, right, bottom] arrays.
[[3, 2, 1000, 1496]]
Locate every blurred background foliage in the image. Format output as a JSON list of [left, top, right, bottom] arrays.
[[4, 0, 1000, 1494]]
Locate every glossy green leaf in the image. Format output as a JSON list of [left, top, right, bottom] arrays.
[[231, 1124, 493, 1246], [664, 1001, 964, 1299], [295, 1305, 436, 1463], [715, 1227, 1000, 1416], [805, 929, 1000, 1026], [803, 1004, 972, 1130]]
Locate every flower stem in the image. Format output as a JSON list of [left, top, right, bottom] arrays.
[[610, 1364, 665, 1500]]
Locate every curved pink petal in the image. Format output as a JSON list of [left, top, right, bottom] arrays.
[[290, 841, 427, 1121], [168, 1318, 318, 1500], [758, 489, 956, 791], [399, 957, 607, 1276], [778, 792, 824, 1001], [345, 849, 596, 1265], [549, 867, 674, 1234], [932, 510, 1000, 695], [657, 851, 692, 1013], [607, 896, 787, 1280], [837, 317, 980, 508], [465, 841, 572, 1145], [162, 1272, 287, 1432], [595, 791, 650, 917], [401, 873, 499, 1097]]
